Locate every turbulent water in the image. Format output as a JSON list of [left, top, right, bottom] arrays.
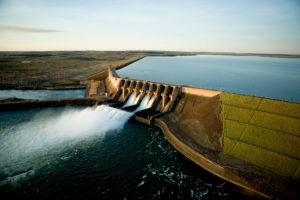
[[135, 95, 155, 112], [122, 93, 141, 108], [0, 106, 254, 199], [0, 106, 132, 178]]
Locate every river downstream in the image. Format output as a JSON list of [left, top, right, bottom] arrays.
[[0, 106, 253, 199]]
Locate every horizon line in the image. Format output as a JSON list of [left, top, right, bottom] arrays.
[[0, 50, 299, 56]]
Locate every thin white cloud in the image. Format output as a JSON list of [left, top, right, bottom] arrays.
[[0, 25, 61, 33]]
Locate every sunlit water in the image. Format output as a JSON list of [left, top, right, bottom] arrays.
[[0, 106, 254, 199], [0, 89, 85, 100], [118, 55, 300, 102]]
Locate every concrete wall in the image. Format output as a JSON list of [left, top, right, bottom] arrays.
[[221, 92, 300, 180], [86, 68, 180, 113], [169, 87, 223, 152]]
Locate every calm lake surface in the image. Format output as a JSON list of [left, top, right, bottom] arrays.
[[0, 107, 253, 199], [118, 55, 300, 102], [0, 89, 85, 100]]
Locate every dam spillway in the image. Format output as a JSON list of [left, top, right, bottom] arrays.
[[84, 67, 300, 199], [0, 67, 298, 199], [87, 68, 179, 115], [0, 97, 168, 194]]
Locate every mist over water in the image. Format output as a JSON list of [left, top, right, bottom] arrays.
[[0, 105, 132, 176], [0, 94, 153, 180]]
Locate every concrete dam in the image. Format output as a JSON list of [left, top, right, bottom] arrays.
[[85, 68, 300, 199]]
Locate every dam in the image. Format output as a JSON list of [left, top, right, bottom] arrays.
[[0, 56, 299, 199], [83, 67, 300, 199]]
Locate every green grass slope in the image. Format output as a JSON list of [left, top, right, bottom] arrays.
[[221, 92, 300, 180]]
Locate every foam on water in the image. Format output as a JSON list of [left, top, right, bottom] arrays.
[[0, 170, 35, 186]]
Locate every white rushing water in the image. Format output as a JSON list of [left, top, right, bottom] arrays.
[[134, 94, 155, 112], [0, 95, 155, 184], [0, 95, 155, 172], [133, 94, 141, 105], [0, 105, 133, 170], [0, 170, 35, 186], [122, 93, 141, 108]]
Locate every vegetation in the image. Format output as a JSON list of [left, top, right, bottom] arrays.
[[221, 92, 300, 179], [127, 50, 300, 58], [0, 50, 299, 89], [0, 51, 144, 89]]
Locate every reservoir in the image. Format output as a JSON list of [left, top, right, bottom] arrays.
[[118, 55, 300, 102]]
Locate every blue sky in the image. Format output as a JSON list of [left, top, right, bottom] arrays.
[[0, 0, 299, 53]]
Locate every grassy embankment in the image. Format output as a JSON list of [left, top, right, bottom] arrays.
[[221, 92, 300, 180], [0, 51, 144, 89]]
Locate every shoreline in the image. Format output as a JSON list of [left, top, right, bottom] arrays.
[[1, 52, 299, 91], [114, 55, 145, 70], [150, 116, 298, 199]]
